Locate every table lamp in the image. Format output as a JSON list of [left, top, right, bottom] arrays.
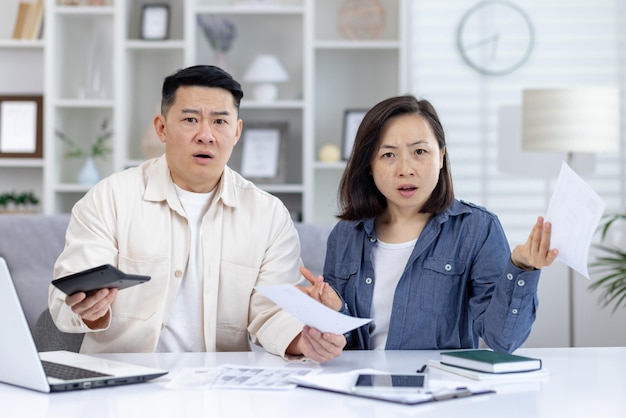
[[521, 87, 620, 347], [243, 54, 288, 102]]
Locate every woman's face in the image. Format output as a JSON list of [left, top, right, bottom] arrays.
[[370, 113, 444, 215]]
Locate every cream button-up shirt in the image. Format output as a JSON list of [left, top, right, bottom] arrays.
[[48, 156, 304, 356]]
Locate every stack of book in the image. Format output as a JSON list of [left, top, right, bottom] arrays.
[[11, 0, 45, 40], [427, 349, 547, 381], [438, 349, 542, 373]]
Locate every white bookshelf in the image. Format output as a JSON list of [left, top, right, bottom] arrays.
[[0, 0, 406, 221]]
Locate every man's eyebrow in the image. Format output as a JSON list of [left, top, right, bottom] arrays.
[[179, 108, 232, 116], [180, 108, 201, 115], [211, 110, 231, 116]]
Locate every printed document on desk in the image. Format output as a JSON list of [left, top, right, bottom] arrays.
[[545, 161, 606, 279], [255, 284, 372, 334], [167, 365, 320, 390]]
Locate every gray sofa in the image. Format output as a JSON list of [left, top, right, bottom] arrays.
[[0, 214, 333, 352]]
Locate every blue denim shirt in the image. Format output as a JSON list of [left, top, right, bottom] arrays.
[[324, 199, 540, 353]]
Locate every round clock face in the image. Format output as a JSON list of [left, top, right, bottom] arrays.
[[457, 1, 534, 76]]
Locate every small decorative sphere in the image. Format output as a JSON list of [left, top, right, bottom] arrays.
[[319, 144, 341, 163]]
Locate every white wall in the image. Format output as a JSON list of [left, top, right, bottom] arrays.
[[409, 0, 626, 347]]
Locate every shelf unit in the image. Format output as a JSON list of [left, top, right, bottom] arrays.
[[44, 3, 114, 212], [0, 1, 46, 210], [1, 0, 406, 222]]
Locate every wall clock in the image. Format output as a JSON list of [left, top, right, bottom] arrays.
[[456, 1, 534, 76]]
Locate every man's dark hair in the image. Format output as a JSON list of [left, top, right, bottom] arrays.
[[161, 65, 244, 116]]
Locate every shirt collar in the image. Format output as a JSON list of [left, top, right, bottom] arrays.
[[359, 199, 468, 237], [142, 155, 238, 209]]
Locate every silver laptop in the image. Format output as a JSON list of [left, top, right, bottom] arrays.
[[0, 257, 167, 393]]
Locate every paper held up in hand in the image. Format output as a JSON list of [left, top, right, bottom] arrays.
[[545, 161, 606, 279], [255, 284, 372, 334]]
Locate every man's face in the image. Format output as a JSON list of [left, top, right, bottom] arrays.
[[154, 85, 242, 193]]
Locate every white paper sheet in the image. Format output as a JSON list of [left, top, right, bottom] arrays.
[[545, 161, 606, 279], [255, 284, 372, 334], [0, 100, 37, 153]]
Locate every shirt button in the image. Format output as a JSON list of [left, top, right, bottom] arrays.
[[175, 270, 183, 278], [369, 237, 376, 243], [507, 273, 514, 280], [444, 264, 452, 271], [517, 279, 526, 287], [365, 277, 373, 285], [512, 308, 519, 314]]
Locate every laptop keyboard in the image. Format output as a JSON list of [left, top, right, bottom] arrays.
[[41, 360, 112, 380]]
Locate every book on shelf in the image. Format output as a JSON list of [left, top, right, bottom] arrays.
[[439, 349, 542, 374], [12, 0, 44, 40], [11, 2, 31, 39]]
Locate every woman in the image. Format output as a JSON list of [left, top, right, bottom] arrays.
[[301, 94, 558, 355]]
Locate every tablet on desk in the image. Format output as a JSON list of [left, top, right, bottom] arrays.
[[52, 264, 150, 296], [352, 373, 428, 394]]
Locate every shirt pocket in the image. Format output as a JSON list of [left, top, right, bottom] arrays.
[[218, 261, 258, 332], [332, 262, 360, 282], [419, 257, 465, 315], [114, 256, 169, 321]]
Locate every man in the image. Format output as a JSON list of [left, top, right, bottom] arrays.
[[49, 65, 344, 361]]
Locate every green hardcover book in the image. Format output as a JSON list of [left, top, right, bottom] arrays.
[[439, 349, 542, 374]]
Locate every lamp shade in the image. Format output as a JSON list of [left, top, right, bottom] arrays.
[[522, 88, 619, 153], [243, 55, 288, 83], [243, 55, 288, 101]]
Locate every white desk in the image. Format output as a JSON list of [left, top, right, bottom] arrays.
[[1, 347, 624, 418]]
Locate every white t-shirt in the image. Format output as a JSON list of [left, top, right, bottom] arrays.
[[369, 238, 416, 350], [156, 185, 214, 352]]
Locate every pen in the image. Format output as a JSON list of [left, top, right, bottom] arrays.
[[417, 364, 428, 373], [432, 387, 472, 401]]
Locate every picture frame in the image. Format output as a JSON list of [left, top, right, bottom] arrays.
[[140, 4, 170, 40], [230, 122, 288, 184], [0, 95, 43, 158], [342, 109, 367, 160]]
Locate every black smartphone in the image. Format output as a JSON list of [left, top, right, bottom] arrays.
[[52, 264, 150, 296], [352, 373, 428, 393]]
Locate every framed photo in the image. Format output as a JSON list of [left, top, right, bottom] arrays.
[[230, 122, 288, 184], [140, 4, 170, 40], [0, 95, 43, 158], [342, 109, 367, 160]]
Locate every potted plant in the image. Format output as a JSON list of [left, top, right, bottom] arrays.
[[0, 191, 39, 213], [589, 212, 626, 313], [0, 193, 11, 213], [56, 117, 113, 185]]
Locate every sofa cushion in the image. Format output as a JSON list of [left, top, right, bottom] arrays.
[[0, 214, 70, 330], [294, 222, 333, 277]]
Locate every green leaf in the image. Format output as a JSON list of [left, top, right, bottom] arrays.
[[589, 216, 626, 313]]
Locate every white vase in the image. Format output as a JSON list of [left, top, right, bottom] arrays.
[[78, 157, 100, 186]]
